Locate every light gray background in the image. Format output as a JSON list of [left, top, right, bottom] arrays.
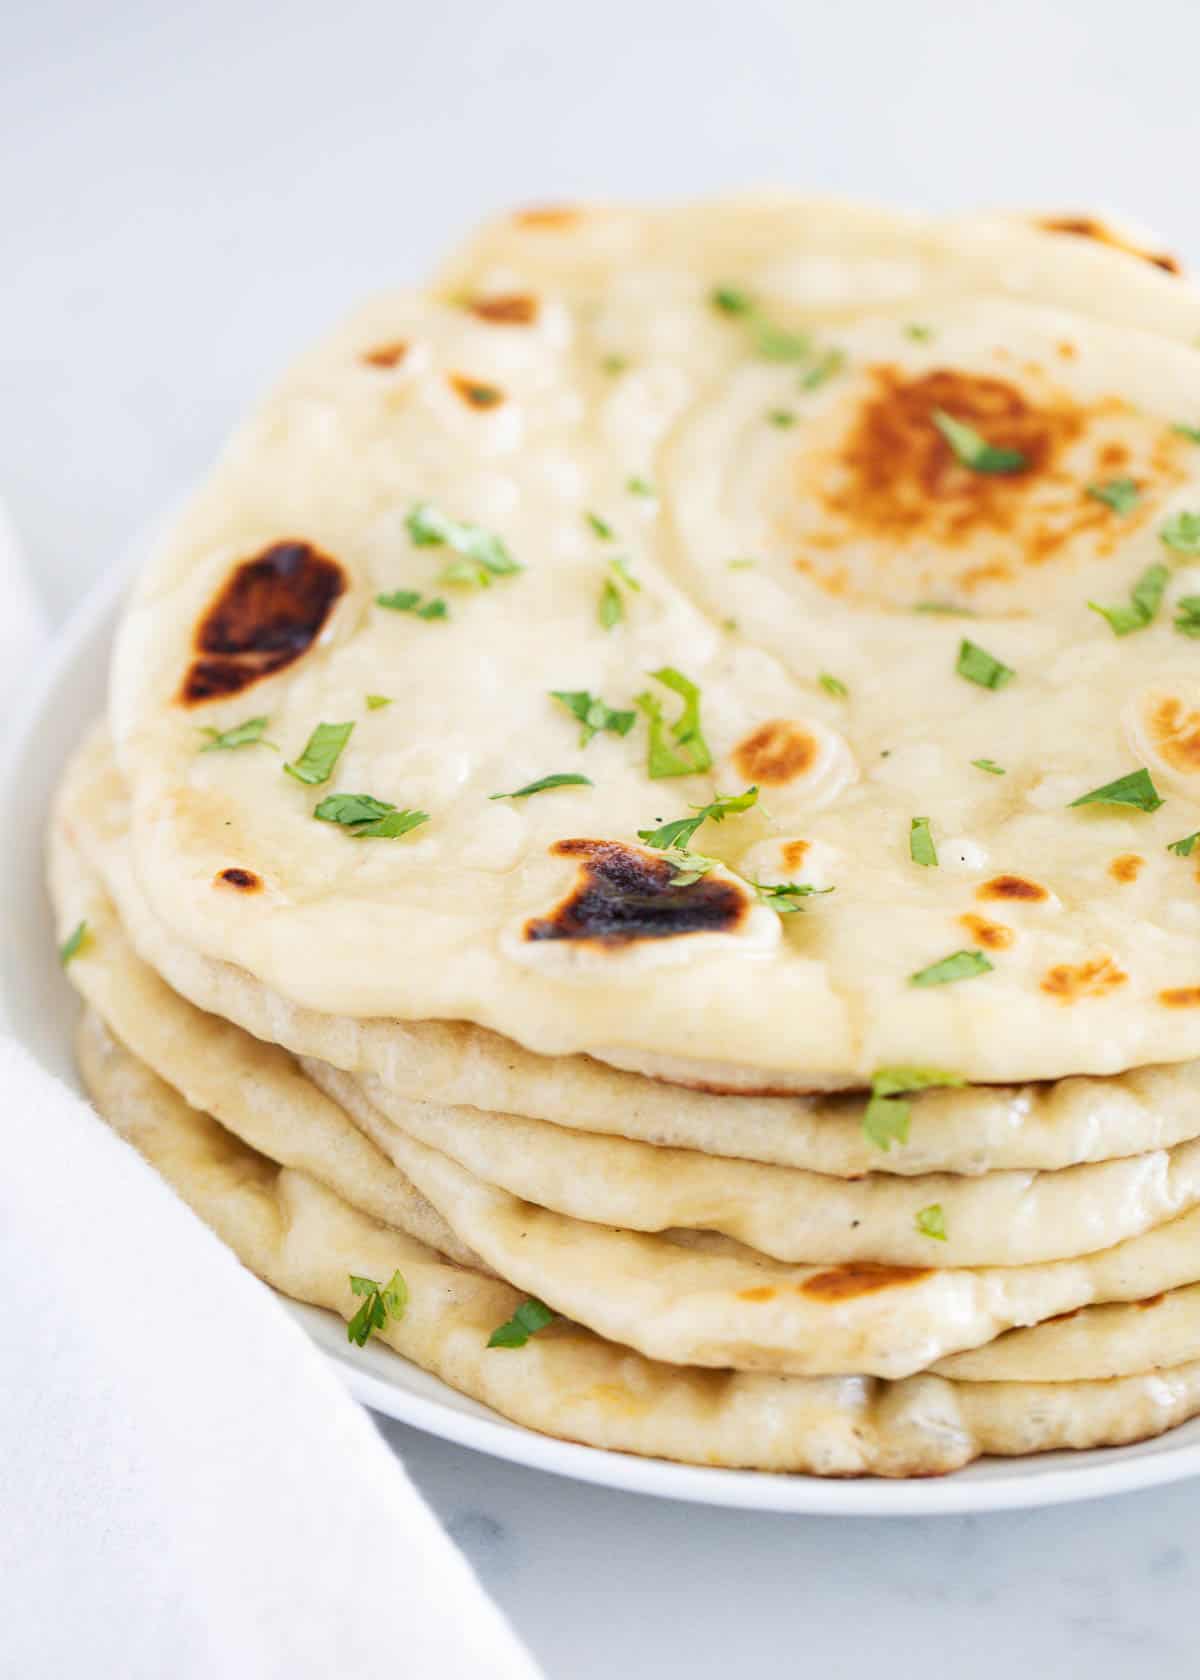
[[7, 2, 1200, 1673]]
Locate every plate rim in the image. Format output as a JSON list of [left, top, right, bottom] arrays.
[[11, 561, 1200, 1516]]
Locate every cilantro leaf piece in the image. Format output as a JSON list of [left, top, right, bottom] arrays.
[[59, 920, 89, 967], [488, 1298, 555, 1349], [956, 639, 1016, 690], [637, 786, 758, 853], [819, 672, 848, 698], [601, 353, 629, 374], [909, 816, 938, 868], [1168, 832, 1200, 857], [800, 347, 846, 390], [198, 715, 276, 753], [1160, 511, 1200, 555], [610, 555, 640, 592], [711, 286, 753, 316], [753, 321, 812, 362], [914, 600, 974, 615], [910, 949, 994, 986], [550, 689, 637, 747], [931, 409, 1028, 474], [375, 588, 449, 620], [660, 850, 723, 886], [862, 1067, 964, 1151], [489, 773, 594, 801], [971, 758, 1006, 775], [635, 667, 713, 779], [915, 1204, 948, 1241], [346, 1269, 408, 1347], [768, 409, 797, 428], [728, 558, 757, 570], [1070, 769, 1164, 813], [753, 880, 833, 914], [1089, 562, 1168, 636], [905, 323, 934, 342], [283, 721, 355, 786], [586, 511, 614, 539], [1086, 477, 1140, 515], [1172, 423, 1200, 444], [626, 476, 656, 497], [365, 694, 392, 710], [598, 578, 623, 630], [314, 793, 429, 839], [405, 501, 521, 585], [1175, 596, 1200, 638]]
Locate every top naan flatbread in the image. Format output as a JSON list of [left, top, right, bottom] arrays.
[[107, 198, 1200, 1083]]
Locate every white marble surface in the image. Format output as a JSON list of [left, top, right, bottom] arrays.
[[8, 1, 1200, 1672]]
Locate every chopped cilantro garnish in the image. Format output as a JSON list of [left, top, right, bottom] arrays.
[[283, 721, 354, 786], [1173, 423, 1200, 444], [347, 1270, 408, 1347], [914, 600, 973, 615], [910, 949, 994, 987], [971, 758, 1005, 775], [1160, 511, 1200, 555], [819, 671, 848, 698], [598, 578, 623, 630], [728, 558, 757, 570], [915, 1204, 948, 1242], [198, 715, 276, 753], [626, 476, 656, 497], [1089, 562, 1167, 636], [661, 850, 722, 886], [601, 353, 629, 374], [904, 323, 934, 342], [550, 689, 636, 747], [909, 816, 938, 868], [376, 588, 449, 620], [711, 286, 753, 316], [1087, 477, 1140, 514], [586, 511, 614, 540], [1168, 832, 1200, 857], [932, 409, 1028, 474], [59, 920, 89, 967], [1175, 596, 1200, 638], [753, 321, 812, 362], [753, 880, 833, 914], [489, 773, 593, 800], [635, 668, 713, 778], [956, 639, 1015, 690], [768, 409, 797, 428], [406, 501, 521, 586], [800, 347, 846, 389], [862, 1068, 964, 1151], [365, 694, 392, 710], [488, 1298, 555, 1349], [1070, 769, 1164, 813], [314, 794, 429, 839], [638, 786, 758, 853]]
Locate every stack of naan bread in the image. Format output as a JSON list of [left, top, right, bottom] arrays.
[[52, 197, 1200, 1476]]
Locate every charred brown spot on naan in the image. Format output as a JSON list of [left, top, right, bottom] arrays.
[[1109, 853, 1145, 883], [361, 341, 408, 369], [978, 874, 1050, 903], [800, 1263, 931, 1302], [468, 293, 539, 325], [524, 839, 748, 946], [449, 373, 506, 409], [179, 542, 346, 706], [1037, 213, 1183, 276], [215, 867, 262, 892], [1138, 1293, 1168, 1310], [513, 205, 579, 229], [737, 1286, 777, 1303], [1159, 986, 1200, 1009], [959, 913, 1014, 950], [1148, 697, 1200, 773], [732, 719, 817, 786], [781, 839, 810, 870], [1040, 954, 1128, 1003], [789, 367, 1182, 609]]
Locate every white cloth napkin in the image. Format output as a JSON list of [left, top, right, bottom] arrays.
[[0, 511, 542, 1680]]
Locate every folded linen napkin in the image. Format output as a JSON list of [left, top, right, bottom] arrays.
[[0, 507, 542, 1680]]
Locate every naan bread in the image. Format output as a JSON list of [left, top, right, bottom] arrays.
[[57, 729, 1200, 1177], [103, 199, 1200, 1084], [76, 1009, 1200, 1477]]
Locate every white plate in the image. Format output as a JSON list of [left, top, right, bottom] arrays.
[[11, 569, 1200, 1515]]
